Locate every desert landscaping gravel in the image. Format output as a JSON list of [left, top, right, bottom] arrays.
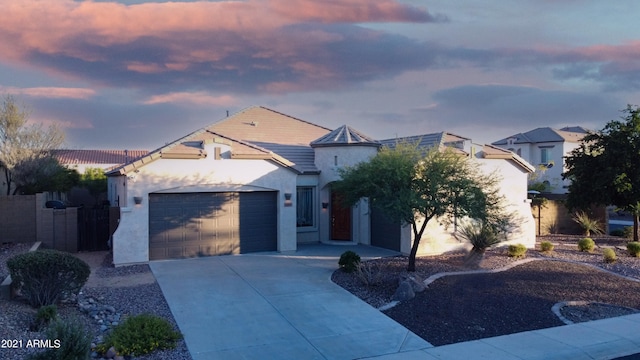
[[0, 247, 191, 360], [3, 234, 640, 358], [332, 235, 640, 346]]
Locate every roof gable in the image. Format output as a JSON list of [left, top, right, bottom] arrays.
[[207, 106, 331, 146]]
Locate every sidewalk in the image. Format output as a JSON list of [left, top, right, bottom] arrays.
[[363, 313, 640, 360]]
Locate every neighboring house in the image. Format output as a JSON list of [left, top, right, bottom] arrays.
[[54, 149, 149, 174], [0, 149, 148, 196], [107, 106, 536, 266], [492, 127, 588, 194]]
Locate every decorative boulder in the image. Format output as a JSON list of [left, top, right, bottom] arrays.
[[399, 274, 426, 293], [392, 280, 415, 302]]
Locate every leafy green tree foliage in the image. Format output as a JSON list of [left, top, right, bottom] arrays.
[[564, 105, 640, 241], [335, 143, 513, 272], [19, 157, 80, 195], [0, 95, 65, 195], [79, 167, 107, 198]]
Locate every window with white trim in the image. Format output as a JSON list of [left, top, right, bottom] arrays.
[[540, 148, 552, 164]]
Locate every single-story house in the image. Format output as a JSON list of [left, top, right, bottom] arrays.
[[107, 106, 536, 266]]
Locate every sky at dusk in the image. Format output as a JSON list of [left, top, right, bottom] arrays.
[[0, 0, 639, 150]]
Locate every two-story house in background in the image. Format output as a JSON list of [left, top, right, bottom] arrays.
[[492, 127, 588, 194]]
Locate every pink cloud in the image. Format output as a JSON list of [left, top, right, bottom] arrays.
[[143, 92, 236, 106], [0, 0, 436, 93], [0, 86, 95, 99], [267, 0, 432, 23]]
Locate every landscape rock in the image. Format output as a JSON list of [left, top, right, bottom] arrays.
[[106, 346, 117, 358], [392, 280, 415, 301], [399, 273, 426, 293]]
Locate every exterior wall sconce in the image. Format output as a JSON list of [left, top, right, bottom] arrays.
[[322, 202, 329, 209], [133, 196, 143, 205], [284, 193, 292, 200], [284, 192, 292, 207]]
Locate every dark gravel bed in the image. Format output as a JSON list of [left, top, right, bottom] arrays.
[[333, 235, 640, 347], [383, 260, 640, 346]]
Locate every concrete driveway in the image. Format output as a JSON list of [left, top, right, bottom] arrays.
[[150, 244, 432, 360]]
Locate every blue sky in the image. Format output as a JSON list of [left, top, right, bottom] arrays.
[[0, 0, 638, 149]]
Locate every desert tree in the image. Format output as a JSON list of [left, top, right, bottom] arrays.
[[564, 105, 640, 241], [0, 95, 65, 195], [334, 142, 513, 272]]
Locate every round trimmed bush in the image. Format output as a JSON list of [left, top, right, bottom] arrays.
[[507, 244, 527, 258], [603, 248, 617, 263], [540, 241, 554, 252], [97, 314, 182, 357], [578, 238, 596, 253], [7, 249, 90, 307], [338, 251, 361, 273], [627, 242, 640, 257]]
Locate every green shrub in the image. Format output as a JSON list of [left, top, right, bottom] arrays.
[[540, 241, 554, 252], [572, 211, 604, 236], [507, 244, 527, 258], [603, 248, 617, 263], [578, 238, 596, 252], [610, 229, 625, 237], [627, 242, 640, 257], [355, 261, 384, 286], [338, 251, 361, 273], [27, 317, 91, 360], [31, 304, 58, 331], [623, 226, 635, 240], [458, 221, 501, 253], [7, 249, 90, 307], [97, 314, 182, 357]]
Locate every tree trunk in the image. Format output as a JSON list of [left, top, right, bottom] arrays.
[[407, 218, 430, 272], [3, 168, 10, 196], [635, 212, 639, 243]]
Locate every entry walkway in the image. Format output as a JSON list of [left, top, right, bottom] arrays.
[[151, 244, 640, 359], [150, 244, 430, 360]]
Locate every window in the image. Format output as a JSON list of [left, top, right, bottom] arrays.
[[296, 187, 315, 227], [540, 148, 552, 164]]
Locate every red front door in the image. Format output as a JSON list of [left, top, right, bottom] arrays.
[[331, 190, 351, 240]]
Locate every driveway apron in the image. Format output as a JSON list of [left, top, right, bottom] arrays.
[[150, 244, 432, 360]]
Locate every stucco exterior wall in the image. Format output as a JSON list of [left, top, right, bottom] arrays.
[[110, 143, 298, 265], [403, 157, 536, 257], [314, 145, 378, 244]]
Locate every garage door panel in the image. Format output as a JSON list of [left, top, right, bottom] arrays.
[[149, 191, 276, 260]]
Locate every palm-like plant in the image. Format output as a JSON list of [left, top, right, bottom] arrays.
[[572, 211, 604, 236], [457, 221, 501, 254]]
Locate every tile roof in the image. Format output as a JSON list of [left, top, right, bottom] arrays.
[[107, 107, 321, 175], [53, 149, 148, 165], [310, 125, 380, 148], [492, 127, 587, 145], [379, 132, 445, 150], [207, 106, 331, 145], [481, 144, 535, 172]]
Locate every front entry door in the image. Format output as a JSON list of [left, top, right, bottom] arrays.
[[331, 190, 351, 240]]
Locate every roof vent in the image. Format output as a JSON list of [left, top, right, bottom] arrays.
[[250, 121, 258, 127]]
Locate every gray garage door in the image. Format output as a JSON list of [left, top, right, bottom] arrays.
[[370, 207, 401, 252], [149, 191, 277, 260]]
